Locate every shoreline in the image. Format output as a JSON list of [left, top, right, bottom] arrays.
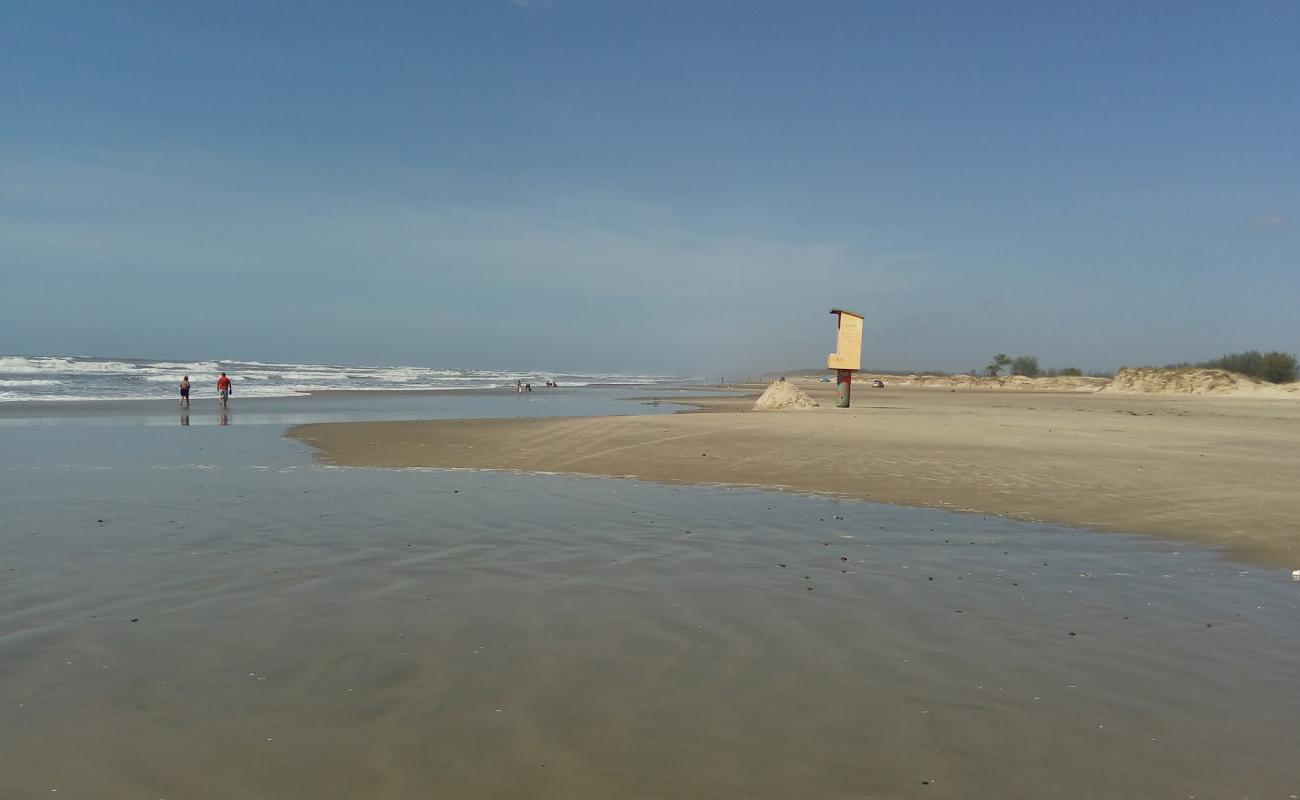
[[289, 382, 1300, 567], [0, 384, 739, 418]]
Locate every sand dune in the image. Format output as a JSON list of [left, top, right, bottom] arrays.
[[844, 368, 1300, 397], [855, 373, 1109, 392], [1102, 367, 1300, 397]]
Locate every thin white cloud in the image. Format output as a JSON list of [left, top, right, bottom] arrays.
[[0, 155, 915, 303], [1249, 213, 1290, 231], [1, 155, 932, 373]]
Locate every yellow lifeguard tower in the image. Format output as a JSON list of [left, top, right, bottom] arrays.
[[827, 308, 864, 407]]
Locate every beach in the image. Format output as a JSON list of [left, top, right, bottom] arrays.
[[291, 381, 1300, 567], [4, 385, 1300, 798], [10, 4, 1299, 796]]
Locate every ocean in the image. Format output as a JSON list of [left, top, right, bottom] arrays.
[[2, 381, 1298, 798], [0, 354, 688, 402]]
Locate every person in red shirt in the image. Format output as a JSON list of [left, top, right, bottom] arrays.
[[217, 372, 232, 407]]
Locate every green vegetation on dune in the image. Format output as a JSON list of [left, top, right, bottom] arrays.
[[981, 354, 1091, 379], [1162, 351, 1298, 384]]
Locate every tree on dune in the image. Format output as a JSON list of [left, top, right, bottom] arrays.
[[985, 353, 1011, 377], [1010, 355, 1040, 377]]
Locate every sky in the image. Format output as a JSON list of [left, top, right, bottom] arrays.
[[1, 1, 1296, 376]]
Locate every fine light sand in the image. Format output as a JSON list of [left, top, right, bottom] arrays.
[[290, 382, 1300, 566], [753, 380, 819, 409]]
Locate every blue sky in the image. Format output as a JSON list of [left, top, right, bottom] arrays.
[[1, 1, 1296, 376]]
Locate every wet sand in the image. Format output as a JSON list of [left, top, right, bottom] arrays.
[[290, 383, 1300, 566], [5, 465, 1299, 799], [5, 392, 1300, 798]]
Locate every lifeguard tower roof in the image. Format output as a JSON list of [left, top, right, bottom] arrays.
[[829, 308, 864, 319]]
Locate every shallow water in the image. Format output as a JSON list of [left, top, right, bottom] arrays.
[[2, 394, 1298, 798], [0, 385, 705, 427]]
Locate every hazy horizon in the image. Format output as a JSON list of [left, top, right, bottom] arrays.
[[3, 2, 1296, 376]]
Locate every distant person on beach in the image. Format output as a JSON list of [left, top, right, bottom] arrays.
[[179, 375, 190, 408], [516, 380, 523, 394], [217, 372, 232, 407], [525, 383, 532, 392]]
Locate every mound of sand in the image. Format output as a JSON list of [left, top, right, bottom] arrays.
[[1101, 367, 1300, 397], [754, 380, 820, 410]]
